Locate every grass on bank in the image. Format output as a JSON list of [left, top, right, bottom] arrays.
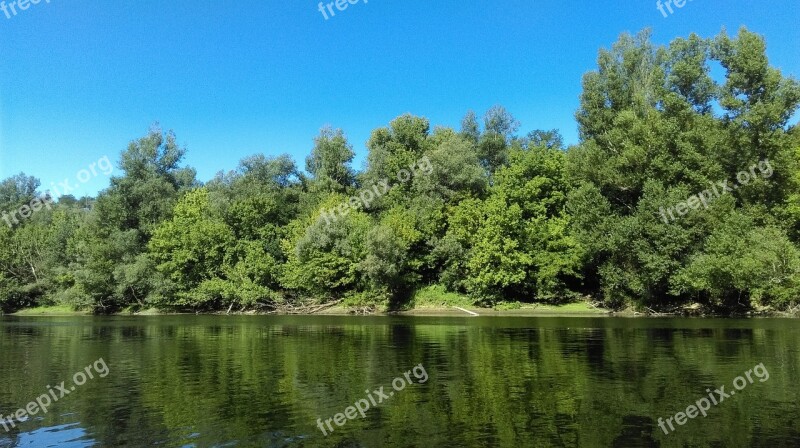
[[492, 301, 608, 314], [402, 285, 608, 315], [405, 285, 476, 309], [11, 305, 91, 316]]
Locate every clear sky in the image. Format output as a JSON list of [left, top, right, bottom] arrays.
[[1, 0, 798, 197]]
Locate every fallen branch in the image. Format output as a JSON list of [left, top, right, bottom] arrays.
[[278, 299, 344, 315]]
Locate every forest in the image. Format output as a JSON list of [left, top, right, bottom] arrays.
[[1, 28, 799, 314]]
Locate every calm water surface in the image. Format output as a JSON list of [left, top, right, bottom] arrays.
[[0, 315, 798, 447]]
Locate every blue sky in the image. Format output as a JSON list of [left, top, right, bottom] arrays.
[[1, 0, 798, 197]]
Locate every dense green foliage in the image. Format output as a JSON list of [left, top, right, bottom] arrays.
[[1, 28, 798, 313]]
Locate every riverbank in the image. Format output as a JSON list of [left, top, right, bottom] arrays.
[[8, 300, 800, 318], [370, 302, 610, 317], [4, 302, 610, 317]]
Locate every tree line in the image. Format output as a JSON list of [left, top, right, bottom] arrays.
[[1, 28, 799, 314]]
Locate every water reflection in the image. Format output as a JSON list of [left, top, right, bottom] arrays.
[[0, 316, 797, 447]]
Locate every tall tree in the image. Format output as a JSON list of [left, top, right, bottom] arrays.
[[67, 126, 197, 311], [305, 126, 356, 195], [478, 105, 520, 174], [567, 28, 800, 309]]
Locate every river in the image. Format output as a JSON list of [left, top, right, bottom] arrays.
[[0, 315, 798, 447]]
